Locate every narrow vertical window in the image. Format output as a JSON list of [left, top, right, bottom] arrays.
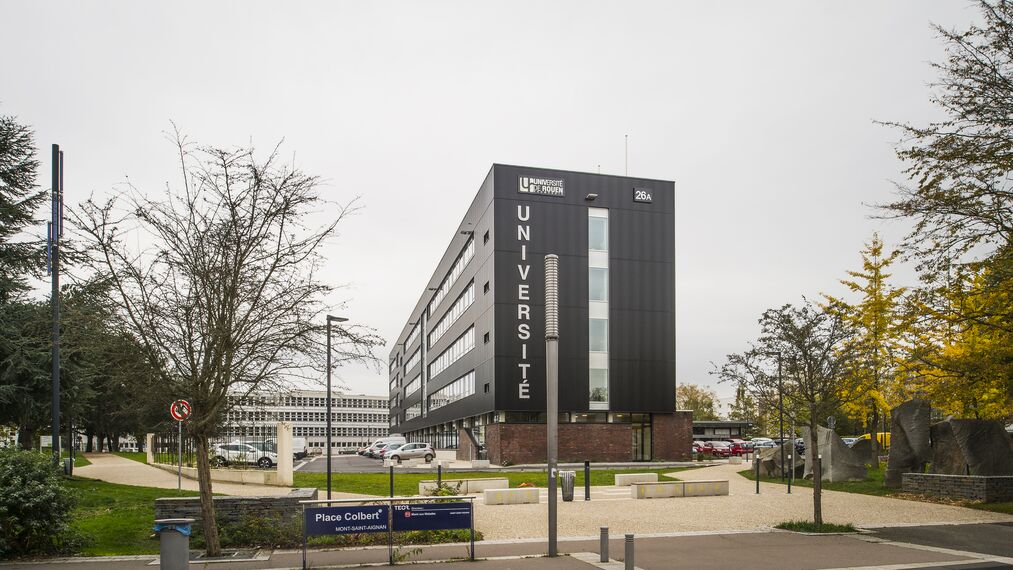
[[588, 207, 609, 410]]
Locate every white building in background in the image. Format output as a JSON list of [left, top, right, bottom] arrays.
[[225, 390, 390, 453]]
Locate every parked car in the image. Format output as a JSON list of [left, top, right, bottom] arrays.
[[378, 443, 404, 459], [750, 438, 776, 448], [387, 442, 435, 463], [366, 443, 390, 458], [211, 442, 278, 468], [728, 439, 751, 456], [692, 440, 706, 454], [705, 441, 733, 458], [841, 437, 860, 447]]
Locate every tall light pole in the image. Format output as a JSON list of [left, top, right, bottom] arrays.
[[765, 351, 785, 480], [326, 314, 348, 500], [545, 254, 559, 557]]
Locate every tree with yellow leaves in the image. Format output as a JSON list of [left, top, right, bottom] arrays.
[[824, 234, 907, 460]]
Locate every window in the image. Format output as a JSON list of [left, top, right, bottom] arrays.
[[589, 216, 608, 251], [404, 348, 421, 374], [589, 319, 608, 352], [428, 326, 475, 379], [428, 237, 475, 315], [406, 375, 421, 396], [483, 332, 490, 344], [484, 383, 490, 394], [406, 321, 421, 349], [405, 403, 422, 421], [588, 208, 609, 410], [589, 267, 608, 301], [428, 281, 475, 348], [428, 370, 476, 411], [483, 281, 490, 294], [483, 230, 489, 244], [589, 369, 608, 404]]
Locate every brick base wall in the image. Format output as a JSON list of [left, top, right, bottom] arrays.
[[480, 413, 692, 465], [902, 473, 1013, 503], [154, 488, 317, 528], [653, 411, 693, 461], [457, 428, 479, 461]]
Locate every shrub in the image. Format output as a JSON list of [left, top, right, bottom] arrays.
[[0, 448, 85, 559]]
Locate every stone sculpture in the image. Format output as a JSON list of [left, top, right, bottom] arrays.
[[929, 418, 1013, 476], [756, 443, 803, 478], [884, 398, 933, 488], [801, 425, 868, 482]]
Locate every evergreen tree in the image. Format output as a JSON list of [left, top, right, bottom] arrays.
[[0, 115, 45, 303], [823, 234, 907, 459]]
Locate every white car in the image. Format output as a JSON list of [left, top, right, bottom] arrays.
[[212, 442, 278, 468]]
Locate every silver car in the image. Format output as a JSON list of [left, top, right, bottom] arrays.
[[386, 442, 435, 463]]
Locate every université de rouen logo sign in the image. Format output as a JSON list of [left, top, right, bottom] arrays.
[[518, 176, 565, 197]]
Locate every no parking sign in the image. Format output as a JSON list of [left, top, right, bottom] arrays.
[[170, 399, 191, 422]]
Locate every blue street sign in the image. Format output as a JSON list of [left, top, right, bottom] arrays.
[[304, 505, 389, 536], [392, 502, 472, 532]]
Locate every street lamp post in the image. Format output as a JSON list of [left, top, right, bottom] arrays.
[[326, 314, 348, 500], [765, 351, 785, 480]]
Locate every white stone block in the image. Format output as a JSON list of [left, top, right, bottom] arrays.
[[483, 487, 539, 505], [615, 473, 659, 486]]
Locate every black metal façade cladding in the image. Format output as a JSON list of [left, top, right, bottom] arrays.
[[391, 164, 675, 432], [490, 164, 675, 415]]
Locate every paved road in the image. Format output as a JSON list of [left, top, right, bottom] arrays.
[[297, 453, 388, 473], [6, 528, 1010, 569], [868, 522, 1013, 559]]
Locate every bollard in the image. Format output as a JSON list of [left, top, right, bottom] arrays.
[[624, 534, 634, 570], [600, 527, 609, 562], [389, 465, 394, 498], [585, 460, 591, 500], [753, 453, 761, 492], [438, 463, 443, 487], [787, 455, 792, 494]]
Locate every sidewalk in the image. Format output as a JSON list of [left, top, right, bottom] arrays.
[[75, 453, 295, 497], [4, 526, 1010, 569]]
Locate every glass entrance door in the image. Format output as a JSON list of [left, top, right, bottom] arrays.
[[631, 414, 652, 461]]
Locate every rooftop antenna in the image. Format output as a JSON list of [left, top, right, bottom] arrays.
[[624, 134, 628, 176]]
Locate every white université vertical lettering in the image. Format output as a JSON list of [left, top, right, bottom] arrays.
[[517, 204, 531, 399]]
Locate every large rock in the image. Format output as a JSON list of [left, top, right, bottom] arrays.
[[802, 425, 868, 482], [884, 399, 932, 488], [929, 418, 1013, 476], [756, 443, 803, 478]]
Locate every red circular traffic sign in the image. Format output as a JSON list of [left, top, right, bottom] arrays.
[[170, 399, 191, 422]]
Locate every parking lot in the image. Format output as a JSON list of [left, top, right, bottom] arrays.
[[296, 452, 392, 473]]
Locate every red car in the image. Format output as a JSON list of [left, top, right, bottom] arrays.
[[692, 441, 706, 454], [728, 439, 751, 456], [704, 441, 733, 457]]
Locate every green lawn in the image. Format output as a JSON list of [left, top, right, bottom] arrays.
[[294, 467, 690, 497], [66, 477, 198, 556], [39, 447, 91, 468], [738, 466, 1013, 515], [113, 451, 148, 464]]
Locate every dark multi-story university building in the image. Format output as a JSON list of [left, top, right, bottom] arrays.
[[388, 164, 691, 464]]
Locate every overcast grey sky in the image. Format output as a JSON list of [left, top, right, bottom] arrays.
[[3, 1, 977, 401]]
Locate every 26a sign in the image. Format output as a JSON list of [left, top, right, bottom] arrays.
[[169, 399, 191, 422]]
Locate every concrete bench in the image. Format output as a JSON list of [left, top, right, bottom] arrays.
[[683, 480, 729, 497], [483, 487, 540, 505], [615, 473, 659, 486], [631, 481, 684, 498], [419, 477, 510, 495], [630, 479, 729, 499]]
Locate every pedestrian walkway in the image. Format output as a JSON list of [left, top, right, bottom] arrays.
[[4, 526, 1011, 569], [470, 461, 1012, 540], [74, 453, 294, 496]]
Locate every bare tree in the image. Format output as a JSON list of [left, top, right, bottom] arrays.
[[71, 130, 382, 555], [714, 300, 860, 526]]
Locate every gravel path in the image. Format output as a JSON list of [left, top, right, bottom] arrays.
[[471, 461, 1013, 540]]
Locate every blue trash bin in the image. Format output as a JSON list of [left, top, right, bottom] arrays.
[[153, 518, 194, 570]]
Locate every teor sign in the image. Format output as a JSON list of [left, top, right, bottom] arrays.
[[392, 502, 472, 531]]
